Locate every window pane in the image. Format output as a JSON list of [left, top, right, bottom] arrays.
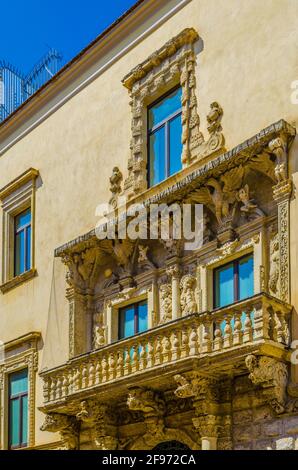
[[26, 225, 31, 271], [10, 398, 20, 448], [15, 208, 31, 230], [119, 305, 135, 339], [169, 113, 182, 176], [10, 370, 28, 397], [15, 231, 25, 276], [22, 395, 28, 445], [239, 255, 254, 300], [215, 263, 234, 308], [138, 301, 148, 333], [149, 126, 165, 186], [148, 88, 182, 129]]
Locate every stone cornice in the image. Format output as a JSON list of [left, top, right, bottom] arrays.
[[54, 119, 295, 257], [122, 27, 199, 90], [0, 168, 39, 200]]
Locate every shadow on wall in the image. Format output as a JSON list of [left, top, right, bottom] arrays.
[[40, 256, 69, 371]]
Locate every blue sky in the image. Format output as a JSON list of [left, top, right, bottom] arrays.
[[0, 0, 138, 74]]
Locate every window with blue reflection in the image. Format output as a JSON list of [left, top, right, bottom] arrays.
[[119, 300, 148, 339], [214, 254, 254, 308], [9, 369, 28, 449], [148, 87, 182, 187], [14, 208, 31, 276]]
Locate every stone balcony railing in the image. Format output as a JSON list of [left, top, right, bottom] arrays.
[[41, 293, 292, 406]]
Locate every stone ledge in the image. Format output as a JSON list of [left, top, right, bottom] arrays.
[[0, 268, 37, 294]]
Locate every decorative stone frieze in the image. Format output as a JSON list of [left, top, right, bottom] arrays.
[[245, 355, 288, 414], [109, 167, 123, 208], [40, 413, 79, 450]]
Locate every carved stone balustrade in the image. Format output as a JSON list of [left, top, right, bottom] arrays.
[[40, 293, 291, 408]]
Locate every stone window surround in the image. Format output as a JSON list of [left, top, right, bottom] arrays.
[[105, 286, 154, 344], [0, 332, 40, 450], [0, 168, 39, 293], [122, 27, 204, 198], [198, 233, 264, 313]]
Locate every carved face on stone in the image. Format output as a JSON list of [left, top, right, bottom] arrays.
[[238, 185, 249, 203]]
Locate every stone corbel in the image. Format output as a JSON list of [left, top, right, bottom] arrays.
[[40, 413, 80, 450], [76, 400, 118, 450], [174, 373, 230, 450], [245, 354, 288, 414], [127, 387, 166, 446]]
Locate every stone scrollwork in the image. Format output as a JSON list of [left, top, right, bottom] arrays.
[[245, 354, 288, 414], [180, 274, 197, 316], [40, 413, 80, 450], [196, 102, 226, 160]]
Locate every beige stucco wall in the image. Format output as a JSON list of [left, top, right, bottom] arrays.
[[0, 0, 298, 447]]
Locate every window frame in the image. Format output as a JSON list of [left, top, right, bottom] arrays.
[[14, 208, 32, 277], [8, 369, 28, 450], [147, 86, 182, 187], [118, 299, 148, 340], [213, 253, 254, 309]]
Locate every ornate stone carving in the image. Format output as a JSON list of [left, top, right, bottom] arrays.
[[192, 414, 222, 438], [245, 354, 288, 414], [40, 413, 79, 450], [93, 311, 106, 349], [216, 239, 239, 257], [138, 245, 156, 270], [269, 232, 280, 297], [196, 102, 226, 160], [159, 283, 172, 324], [109, 166, 123, 208], [127, 387, 165, 416], [237, 184, 265, 220], [268, 136, 287, 183], [180, 274, 197, 316], [174, 374, 220, 403], [122, 28, 202, 196], [76, 400, 118, 450], [127, 387, 166, 447], [188, 166, 244, 227]]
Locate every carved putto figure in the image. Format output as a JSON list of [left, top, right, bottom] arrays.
[[237, 184, 264, 220], [268, 137, 287, 183], [159, 284, 172, 324], [127, 387, 165, 416], [93, 311, 106, 349], [269, 233, 280, 297], [180, 274, 197, 316]]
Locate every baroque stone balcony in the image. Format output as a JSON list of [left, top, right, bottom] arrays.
[[41, 293, 291, 409]]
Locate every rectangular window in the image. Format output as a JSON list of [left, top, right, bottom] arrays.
[[119, 300, 148, 340], [214, 254, 254, 308], [8, 369, 28, 449], [14, 208, 31, 276], [148, 87, 182, 187]]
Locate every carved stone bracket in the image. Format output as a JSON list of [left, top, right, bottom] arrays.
[[245, 354, 288, 414], [174, 374, 231, 450], [40, 413, 80, 450], [127, 387, 166, 446], [76, 400, 118, 450]]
